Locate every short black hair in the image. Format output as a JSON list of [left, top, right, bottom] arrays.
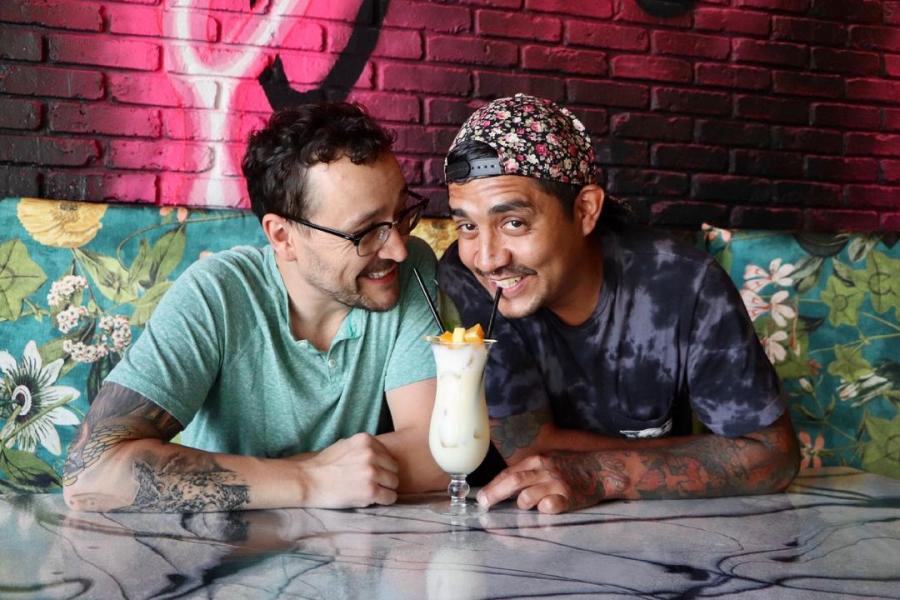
[[242, 102, 394, 222]]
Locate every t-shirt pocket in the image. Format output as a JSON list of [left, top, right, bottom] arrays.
[[608, 407, 673, 439]]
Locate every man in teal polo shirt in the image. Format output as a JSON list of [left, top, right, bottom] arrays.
[[62, 102, 447, 512]]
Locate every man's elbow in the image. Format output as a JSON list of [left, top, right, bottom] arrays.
[[764, 413, 802, 494]]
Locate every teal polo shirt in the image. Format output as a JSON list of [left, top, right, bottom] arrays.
[[106, 237, 438, 457]]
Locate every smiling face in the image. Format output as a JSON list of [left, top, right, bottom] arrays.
[[449, 175, 603, 321], [284, 152, 411, 312]]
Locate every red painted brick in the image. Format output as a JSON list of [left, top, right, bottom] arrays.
[[846, 185, 900, 207], [846, 79, 900, 105], [567, 79, 649, 109], [424, 98, 485, 126], [427, 35, 518, 67], [162, 109, 264, 142], [773, 127, 842, 154], [732, 39, 808, 68], [614, 1, 692, 27], [277, 0, 374, 21], [809, 0, 882, 23], [733, 149, 804, 178], [383, 1, 472, 34], [608, 168, 688, 196], [651, 143, 729, 171], [735, 0, 809, 13], [850, 26, 900, 52], [886, 2, 900, 25], [0, 65, 103, 99], [423, 157, 447, 186], [772, 71, 843, 98], [473, 71, 564, 101], [105, 140, 215, 173], [169, 0, 251, 11], [48, 34, 160, 71], [882, 160, 900, 183], [381, 64, 470, 96], [692, 174, 773, 203], [886, 109, 900, 132], [805, 157, 879, 182], [347, 91, 420, 124], [846, 133, 900, 157], [159, 174, 247, 207], [0, 166, 40, 196], [0, 28, 42, 61], [731, 206, 803, 229], [887, 55, 900, 78], [49, 103, 162, 138], [0, 135, 99, 166], [522, 46, 607, 76], [652, 88, 731, 116], [222, 17, 320, 51], [775, 181, 842, 206], [651, 201, 729, 227], [882, 213, 900, 230], [735, 95, 809, 125], [696, 119, 771, 148], [811, 103, 881, 130], [526, 0, 612, 17], [326, 25, 415, 58], [811, 47, 881, 76], [0, 0, 102, 31], [384, 125, 458, 155], [804, 209, 880, 231], [574, 107, 608, 137], [109, 5, 220, 42], [610, 56, 691, 83], [0, 98, 41, 130], [565, 22, 648, 51], [46, 172, 157, 204], [694, 8, 770, 37], [396, 157, 424, 187], [611, 113, 692, 142], [109, 73, 218, 109], [595, 139, 648, 166], [477, 10, 561, 42], [771, 16, 846, 45], [652, 31, 730, 60], [695, 63, 770, 91]]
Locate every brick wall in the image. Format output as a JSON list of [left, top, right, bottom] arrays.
[[1, 0, 898, 230]]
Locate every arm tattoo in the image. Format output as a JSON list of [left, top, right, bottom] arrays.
[[116, 454, 250, 513], [64, 383, 182, 486], [490, 408, 552, 459], [550, 453, 628, 507]]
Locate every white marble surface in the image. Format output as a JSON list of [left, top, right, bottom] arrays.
[[1, 468, 898, 599]]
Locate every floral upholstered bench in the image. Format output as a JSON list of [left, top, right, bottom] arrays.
[[703, 227, 899, 479]]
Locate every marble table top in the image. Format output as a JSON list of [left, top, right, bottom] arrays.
[[1, 467, 898, 599]]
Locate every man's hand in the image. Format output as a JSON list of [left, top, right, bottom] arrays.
[[297, 433, 400, 508], [476, 452, 626, 514]]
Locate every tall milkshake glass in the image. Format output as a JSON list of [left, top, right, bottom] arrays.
[[427, 336, 495, 517]]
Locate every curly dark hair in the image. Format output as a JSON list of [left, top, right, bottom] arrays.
[[241, 102, 394, 222]]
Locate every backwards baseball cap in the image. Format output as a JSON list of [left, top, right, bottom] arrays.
[[445, 93, 596, 186]]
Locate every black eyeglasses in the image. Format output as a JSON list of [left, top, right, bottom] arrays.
[[283, 191, 429, 257]]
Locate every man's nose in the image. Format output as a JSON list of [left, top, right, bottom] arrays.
[[472, 231, 509, 275], [376, 226, 408, 263]]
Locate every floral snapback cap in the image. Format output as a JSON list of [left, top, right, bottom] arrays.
[[445, 93, 596, 186]]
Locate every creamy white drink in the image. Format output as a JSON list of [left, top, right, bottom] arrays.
[[427, 339, 492, 476]]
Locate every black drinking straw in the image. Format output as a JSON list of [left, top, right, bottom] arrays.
[[486, 287, 502, 339], [412, 267, 445, 333]]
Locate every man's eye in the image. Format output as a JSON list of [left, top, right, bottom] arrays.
[[502, 219, 526, 231], [456, 222, 476, 233]]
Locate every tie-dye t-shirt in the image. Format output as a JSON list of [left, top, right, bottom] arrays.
[[437, 227, 785, 439]]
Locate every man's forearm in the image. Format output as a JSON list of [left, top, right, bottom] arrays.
[[550, 413, 800, 502], [377, 428, 448, 493]]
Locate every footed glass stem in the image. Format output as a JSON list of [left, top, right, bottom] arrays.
[[430, 473, 485, 517]]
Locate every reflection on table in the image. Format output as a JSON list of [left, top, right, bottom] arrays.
[[0, 467, 898, 599]]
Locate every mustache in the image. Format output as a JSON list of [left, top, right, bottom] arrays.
[[361, 260, 396, 276], [475, 266, 536, 279]]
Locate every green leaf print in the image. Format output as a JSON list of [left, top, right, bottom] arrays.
[[862, 251, 900, 316], [129, 227, 186, 290], [0, 447, 61, 492], [790, 256, 824, 294], [74, 248, 136, 304], [847, 235, 879, 262], [131, 280, 173, 327], [821, 275, 865, 327], [0, 239, 47, 322], [827, 346, 873, 383], [861, 415, 900, 479]]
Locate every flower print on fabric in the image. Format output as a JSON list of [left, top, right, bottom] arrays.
[[446, 93, 596, 185], [17, 199, 107, 248]]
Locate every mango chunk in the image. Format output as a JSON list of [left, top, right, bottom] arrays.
[[463, 323, 485, 342], [452, 326, 466, 344]]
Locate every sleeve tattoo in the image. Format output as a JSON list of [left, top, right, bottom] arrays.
[[490, 408, 552, 458]]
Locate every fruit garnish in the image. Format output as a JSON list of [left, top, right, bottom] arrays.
[[463, 323, 484, 342], [438, 331, 454, 343], [452, 326, 466, 344]]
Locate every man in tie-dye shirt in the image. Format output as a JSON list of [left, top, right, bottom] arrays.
[[438, 94, 800, 514]]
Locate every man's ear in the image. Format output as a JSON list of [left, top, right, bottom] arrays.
[[262, 214, 298, 261], [575, 185, 605, 236]]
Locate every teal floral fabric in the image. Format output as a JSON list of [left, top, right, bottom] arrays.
[[0, 198, 265, 493], [703, 227, 900, 479]]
